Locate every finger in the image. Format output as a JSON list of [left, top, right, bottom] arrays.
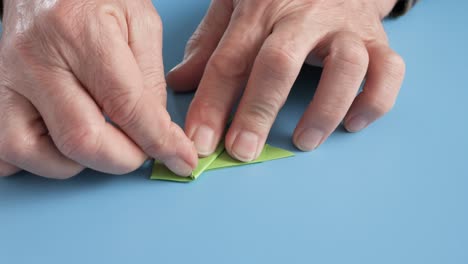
[[72, 10, 197, 176], [18, 67, 148, 175], [166, 0, 233, 92], [185, 2, 273, 157], [127, 2, 168, 107], [0, 160, 20, 177], [0, 88, 83, 179], [344, 43, 405, 132], [293, 32, 369, 151], [225, 23, 316, 161]]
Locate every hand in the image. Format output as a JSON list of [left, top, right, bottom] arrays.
[[0, 0, 198, 178], [167, 0, 406, 161]]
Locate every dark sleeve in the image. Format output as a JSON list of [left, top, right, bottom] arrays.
[[0, 1, 3, 20], [389, 0, 419, 18]]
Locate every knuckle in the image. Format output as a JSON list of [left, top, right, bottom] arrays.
[[101, 91, 142, 129], [368, 97, 394, 116], [314, 103, 349, 126], [143, 139, 169, 159], [87, 4, 126, 53], [146, 11, 163, 32], [6, 3, 84, 65], [383, 52, 406, 79], [57, 124, 102, 159], [43, 2, 88, 40], [208, 49, 250, 80], [185, 25, 209, 54], [131, 9, 163, 37], [257, 45, 299, 80], [193, 97, 226, 117], [93, 3, 128, 40], [94, 2, 121, 19], [142, 70, 166, 92], [142, 123, 174, 158], [329, 33, 369, 70], [242, 97, 283, 129], [234, 0, 273, 20], [190, 97, 230, 128], [0, 131, 39, 163]]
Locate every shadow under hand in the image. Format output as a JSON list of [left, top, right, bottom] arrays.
[[267, 64, 323, 151], [268, 64, 352, 152], [159, 0, 210, 127], [0, 160, 154, 203]]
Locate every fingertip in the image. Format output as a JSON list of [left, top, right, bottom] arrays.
[[344, 115, 370, 133], [184, 97, 232, 158], [190, 124, 219, 157], [166, 123, 199, 175], [293, 127, 324, 152], [165, 156, 194, 177], [225, 129, 262, 162], [170, 145, 198, 177], [186, 140, 199, 169], [148, 121, 198, 178]]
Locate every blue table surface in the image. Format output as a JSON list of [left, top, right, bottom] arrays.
[[1, 1, 467, 263]]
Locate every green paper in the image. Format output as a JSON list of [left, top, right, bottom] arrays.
[[192, 142, 225, 177], [150, 143, 225, 182], [207, 144, 294, 170], [150, 143, 294, 182]]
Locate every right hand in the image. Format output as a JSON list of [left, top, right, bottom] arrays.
[[0, 0, 198, 179]]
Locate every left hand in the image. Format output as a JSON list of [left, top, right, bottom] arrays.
[[167, 0, 406, 161]]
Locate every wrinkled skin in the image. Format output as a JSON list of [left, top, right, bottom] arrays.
[[0, 0, 198, 178], [167, 0, 405, 161], [0, 0, 405, 179]]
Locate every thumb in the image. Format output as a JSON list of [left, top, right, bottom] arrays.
[[72, 5, 198, 176]]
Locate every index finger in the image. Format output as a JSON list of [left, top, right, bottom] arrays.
[[71, 7, 198, 176]]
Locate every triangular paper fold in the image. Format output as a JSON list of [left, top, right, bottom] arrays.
[[151, 143, 293, 182]]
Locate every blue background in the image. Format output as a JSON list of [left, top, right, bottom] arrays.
[[1, 1, 467, 263]]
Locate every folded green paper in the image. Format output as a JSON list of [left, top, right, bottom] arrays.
[[151, 143, 294, 182], [207, 144, 294, 170], [151, 143, 225, 182]]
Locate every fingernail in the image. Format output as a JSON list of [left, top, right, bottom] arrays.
[[192, 125, 216, 156], [346, 115, 369, 132], [165, 157, 193, 177], [295, 128, 324, 151], [232, 131, 259, 162]]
